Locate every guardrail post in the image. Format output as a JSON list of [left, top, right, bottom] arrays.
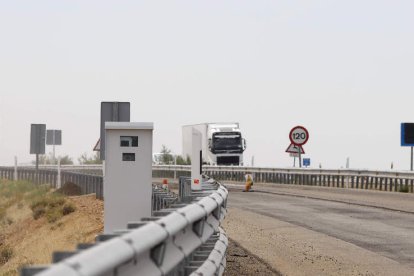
[[14, 156, 18, 181], [57, 159, 61, 189]]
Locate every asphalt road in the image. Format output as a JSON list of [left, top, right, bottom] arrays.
[[228, 190, 414, 268]]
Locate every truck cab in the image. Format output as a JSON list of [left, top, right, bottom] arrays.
[[207, 124, 246, 165]]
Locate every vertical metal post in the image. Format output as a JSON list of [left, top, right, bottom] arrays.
[[36, 154, 39, 171], [293, 157, 296, 168], [53, 144, 56, 165], [14, 156, 18, 181], [174, 155, 177, 181], [411, 147, 413, 171], [57, 158, 61, 189], [299, 151, 302, 168]]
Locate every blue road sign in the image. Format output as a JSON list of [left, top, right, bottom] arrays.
[[303, 158, 311, 167]]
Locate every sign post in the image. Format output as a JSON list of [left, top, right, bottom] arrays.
[[191, 128, 202, 191], [287, 126, 309, 168], [100, 102, 130, 160], [401, 123, 414, 171], [46, 129, 62, 164], [30, 124, 46, 171]]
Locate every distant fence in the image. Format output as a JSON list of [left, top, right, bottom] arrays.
[[153, 165, 414, 193], [3, 165, 414, 193], [0, 166, 103, 199]]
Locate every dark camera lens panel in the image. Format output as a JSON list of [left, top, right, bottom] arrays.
[[120, 140, 130, 147], [131, 136, 138, 147], [122, 153, 135, 161], [120, 136, 138, 147]]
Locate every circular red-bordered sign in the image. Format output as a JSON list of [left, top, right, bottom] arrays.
[[289, 126, 309, 146]]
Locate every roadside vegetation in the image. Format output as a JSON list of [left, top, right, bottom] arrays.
[[399, 184, 410, 193], [157, 145, 191, 165], [0, 179, 76, 271]]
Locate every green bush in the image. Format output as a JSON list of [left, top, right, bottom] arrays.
[[30, 194, 67, 222], [0, 245, 13, 265], [62, 203, 76, 216], [399, 185, 410, 193], [32, 206, 46, 220], [46, 208, 63, 223], [0, 207, 6, 221]]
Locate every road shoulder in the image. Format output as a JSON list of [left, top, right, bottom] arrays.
[[223, 207, 414, 276], [225, 182, 414, 213]]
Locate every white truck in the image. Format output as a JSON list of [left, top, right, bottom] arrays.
[[182, 123, 247, 166]]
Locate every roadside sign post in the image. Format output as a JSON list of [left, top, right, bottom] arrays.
[[100, 102, 130, 160], [46, 129, 62, 164], [401, 123, 414, 171], [30, 124, 46, 171], [191, 128, 202, 191], [287, 126, 309, 168], [289, 153, 299, 167]]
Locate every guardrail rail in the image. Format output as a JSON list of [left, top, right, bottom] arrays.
[[19, 175, 228, 276]]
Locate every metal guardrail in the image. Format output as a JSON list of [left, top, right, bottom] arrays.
[[20, 176, 228, 276], [154, 165, 414, 193], [6, 165, 414, 193], [0, 166, 104, 199]]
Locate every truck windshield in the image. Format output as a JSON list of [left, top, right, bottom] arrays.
[[212, 132, 243, 153]]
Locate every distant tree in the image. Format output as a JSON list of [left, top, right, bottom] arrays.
[[78, 152, 102, 165], [160, 145, 174, 165], [176, 155, 191, 165], [59, 155, 74, 165], [33, 152, 73, 165], [175, 155, 185, 165]]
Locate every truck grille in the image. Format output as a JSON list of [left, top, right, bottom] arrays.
[[217, 156, 240, 165]]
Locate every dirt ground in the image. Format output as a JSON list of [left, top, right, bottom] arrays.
[[225, 239, 280, 276], [0, 194, 103, 276], [1, 189, 264, 276]]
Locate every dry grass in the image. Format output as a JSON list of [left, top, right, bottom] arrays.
[[0, 179, 103, 275]]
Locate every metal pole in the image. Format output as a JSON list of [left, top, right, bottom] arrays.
[[52, 130, 56, 164], [299, 149, 302, 168], [53, 144, 56, 165], [57, 158, 61, 189], [411, 146, 413, 171], [36, 154, 39, 171], [14, 156, 18, 181], [293, 156, 296, 168], [174, 155, 177, 181]]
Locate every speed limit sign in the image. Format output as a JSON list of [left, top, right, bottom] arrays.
[[289, 126, 309, 146]]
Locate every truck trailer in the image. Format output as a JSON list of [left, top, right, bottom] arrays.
[[182, 123, 246, 166]]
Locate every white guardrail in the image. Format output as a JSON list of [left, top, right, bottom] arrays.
[[16, 164, 414, 192], [23, 164, 414, 178], [21, 178, 228, 276]]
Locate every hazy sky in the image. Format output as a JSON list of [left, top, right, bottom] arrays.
[[1, 1, 413, 170]]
